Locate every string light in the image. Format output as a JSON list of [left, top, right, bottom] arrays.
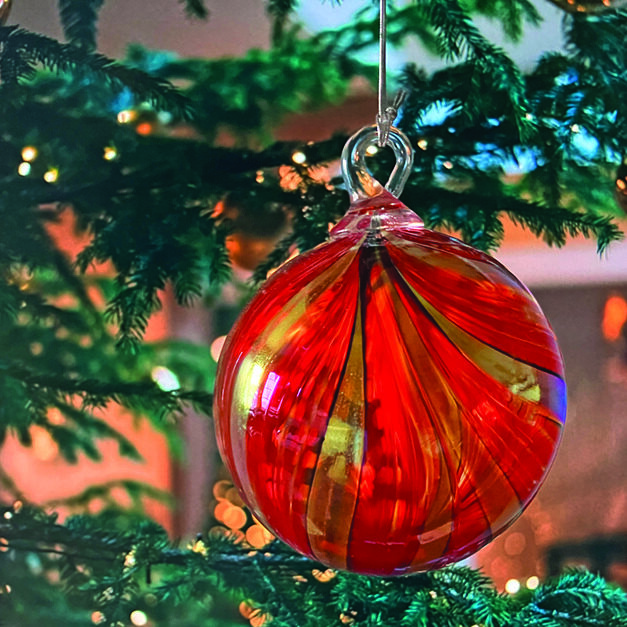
[[505, 578, 521, 594], [129, 610, 148, 626], [526, 575, 540, 590], [17, 162, 31, 176], [291, 150, 307, 165], [43, 168, 59, 183], [135, 122, 153, 136], [117, 110, 134, 124], [21, 146, 38, 161], [124, 550, 137, 569], [151, 366, 180, 391], [365, 144, 379, 156], [417, 138, 428, 150], [103, 146, 118, 161]]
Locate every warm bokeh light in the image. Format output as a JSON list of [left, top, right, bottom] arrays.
[[17, 162, 31, 176], [117, 110, 134, 124], [135, 122, 153, 136], [43, 168, 59, 183], [210, 335, 227, 362], [505, 578, 521, 594], [130, 609, 148, 626], [21, 146, 38, 162], [526, 575, 540, 590], [602, 294, 627, 341], [291, 150, 307, 165], [103, 146, 118, 161], [245, 524, 274, 549], [151, 366, 180, 391]]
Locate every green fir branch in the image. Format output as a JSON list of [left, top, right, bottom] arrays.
[[416, 0, 533, 138], [2, 506, 627, 627], [0, 27, 193, 117], [5, 365, 213, 417], [179, 0, 210, 19], [58, 0, 105, 50]]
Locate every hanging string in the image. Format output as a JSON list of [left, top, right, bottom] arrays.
[[376, 0, 406, 147]]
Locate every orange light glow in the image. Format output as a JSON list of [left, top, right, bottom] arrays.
[[135, 122, 153, 136], [602, 294, 627, 342]]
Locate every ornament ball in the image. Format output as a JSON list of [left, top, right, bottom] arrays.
[[0, 0, 12, 26], [214, 189, 567, 576], [615, 161, 627, 214], [545, 0, 627, 12]]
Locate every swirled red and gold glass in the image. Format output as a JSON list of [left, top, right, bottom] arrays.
[[213, 190, 566, 576]]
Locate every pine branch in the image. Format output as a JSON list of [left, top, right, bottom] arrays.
[[416, 0, 533, 139], [58, 0, 105, 50], [0, 27, 193, 117], [470, 0, 543, 41], [2, 505, 626, 627], [266, 0, 296, 44], [6, 365, 213, 416], [45, 479, 174, 511], [178, 0, 210, 19]]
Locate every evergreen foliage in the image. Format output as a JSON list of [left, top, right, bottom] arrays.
[[2, 504, 627, 626], [0, 0, 626, 625]]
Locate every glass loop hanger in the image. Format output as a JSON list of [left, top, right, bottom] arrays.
[[340, 0, 414, 202]]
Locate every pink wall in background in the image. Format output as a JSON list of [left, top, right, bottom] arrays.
[[10, 0, 271, 59]]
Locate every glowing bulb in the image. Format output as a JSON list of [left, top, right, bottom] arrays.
[[103, 147, 118, 161], [151, 366, 180, 391], [117, 110, 134, 124], [571, 124, 581, 133], [135, 122, 153, 136], [505, 578, 521, 594], [43, 168, 59, 183], [365, 144, 379, 156], [256, 170, 265, 183], [417, 139, 428, 150], [526, 575, 540, 590], [17, 162, 31, 176], [291, 151, 307, 165], [21, 146, 38, 162], [442, 160, 454, 170], [130, 610, 148, 626]]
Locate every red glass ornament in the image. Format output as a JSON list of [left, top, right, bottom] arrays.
[[214, 128, 566, 576], [0, 0, 12, 27]]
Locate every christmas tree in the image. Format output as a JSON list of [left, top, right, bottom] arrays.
[[1, 0, 627, 625]]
